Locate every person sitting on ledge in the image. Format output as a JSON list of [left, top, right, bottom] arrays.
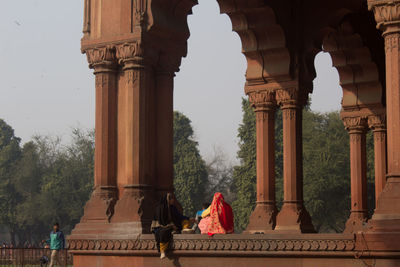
[[151, 193, 192, 259], [192, 202, 210, 232], [198, 192, 234, 236]]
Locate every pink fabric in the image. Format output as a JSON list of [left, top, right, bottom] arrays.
[[198, 216, 211, 234]]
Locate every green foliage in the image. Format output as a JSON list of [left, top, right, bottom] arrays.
[[0, 121, 94, 245], [302, 111, 350, 232], [231, 99, 257, 231], [0, 119, 22, 244], [173, 111, 208, 216]]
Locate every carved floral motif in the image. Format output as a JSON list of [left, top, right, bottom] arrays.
[[116, 42, 144, 62], [368, 114, 386, 130], [95, 75, 108, 89], [132, 0, 147, 28], [86, 47, 116, 65], [276, 88, 299, 106], [385, 33, 400, 52], [369, 0, 400, 30], [249, 91, 275, 107], [374, 131, 387, 142], [282, 109, 297, 121], [342, 117, 368, 131]]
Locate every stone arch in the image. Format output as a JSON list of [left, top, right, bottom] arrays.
[[148, 0, 291, 85], [315, 21, 384, 112], [216, 0, 291, 84]]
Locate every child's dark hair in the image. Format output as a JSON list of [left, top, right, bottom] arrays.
[[53, 222, 59, 227], [202, 203, 210, 209]]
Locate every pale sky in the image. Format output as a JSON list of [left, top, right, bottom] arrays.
[[0, 0, 341, 161]]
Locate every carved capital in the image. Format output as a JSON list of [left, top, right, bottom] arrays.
[[368, 114, 387, 131], [86, 46, 117, 71], [342, 116, 368, 133], [369, 0, 400, 34], [249, 91, 276, 111], [116, 42, 144, 68], [276, 88, 299, 108]]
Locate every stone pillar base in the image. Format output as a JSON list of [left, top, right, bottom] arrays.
[[344, 212, 367, 234], [111, 185, 154, 233], [245, 203, 277, 233], [275, 203, 315, 233], [80, 186, 118, 223], [356, 231, 400, 251], [368, 176, 400, 232]]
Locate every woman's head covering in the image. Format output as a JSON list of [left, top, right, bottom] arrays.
[[208, 192, 234, 236], [154, 193, 172, 226]]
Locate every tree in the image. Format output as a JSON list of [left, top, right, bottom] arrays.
[[302, 111, 351, 232], [36, 129, 94, 235], [173, 111, 208, 216], [205, 147, 234, 204], [14, 141, 43, 243], [0, 119, 22, 244], [231, 98, 257, 232]]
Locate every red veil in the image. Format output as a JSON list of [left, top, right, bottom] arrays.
[[208, 192, 234, 236]]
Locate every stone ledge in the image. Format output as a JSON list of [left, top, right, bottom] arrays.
[[68, 234, 356, 254]]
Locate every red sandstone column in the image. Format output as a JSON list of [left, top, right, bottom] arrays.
[[343, 117, 368, 233], [368, 0, 400, 232], [111, 42, 154, 231], [246, 90, 278, 233], [154, 54, 179, 198], [80, 47, 118, 223], [275, 88, 314, 233], [368, 114, 387, 206]]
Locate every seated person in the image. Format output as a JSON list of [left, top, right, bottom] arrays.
[[151, 193, 191, 259], [198, 192, 234, 236], [192, 202, 210, 232]]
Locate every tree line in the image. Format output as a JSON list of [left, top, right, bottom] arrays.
[[0, 100, 376, 244]]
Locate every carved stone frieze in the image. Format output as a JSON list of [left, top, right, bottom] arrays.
[[68, 236, 356, 252]]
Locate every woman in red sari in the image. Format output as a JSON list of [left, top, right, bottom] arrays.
[[198, 192, 234, 236]]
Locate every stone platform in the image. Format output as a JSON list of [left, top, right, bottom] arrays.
[[68, 233, 400, 267]]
